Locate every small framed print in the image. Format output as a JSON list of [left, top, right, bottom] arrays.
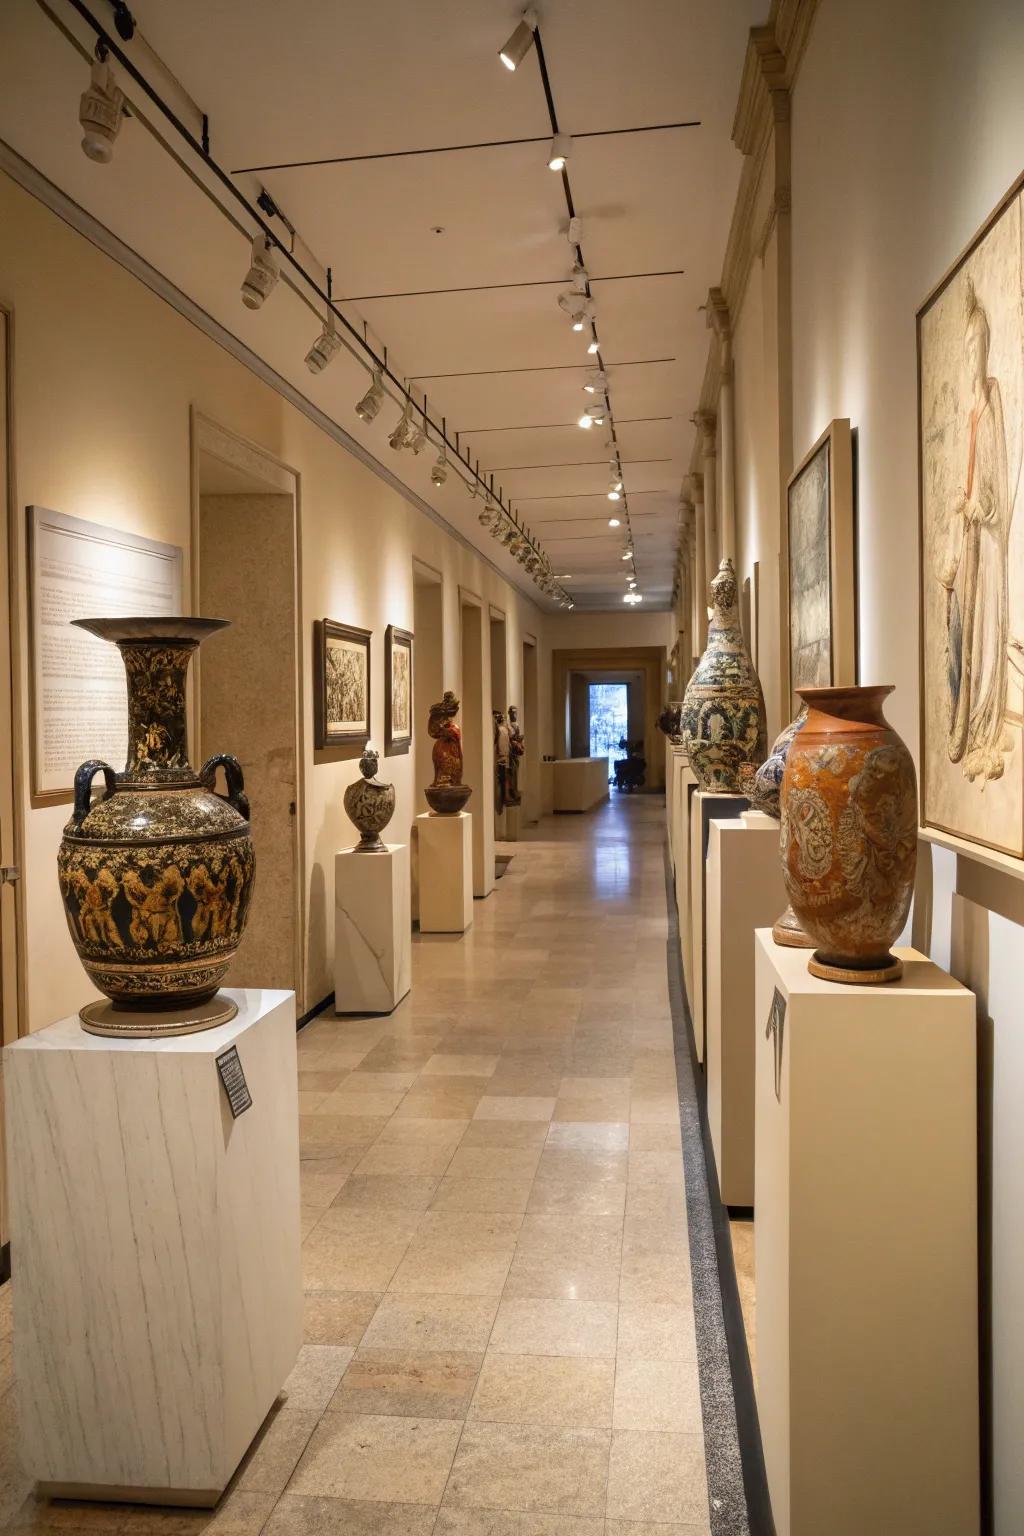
[[785, 419, 856, 710], [385, 625, 413, 756], [315, 619, 371, 749]]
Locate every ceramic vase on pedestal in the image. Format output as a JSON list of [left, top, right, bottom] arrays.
[[780, 685, 917, 984], [743, 703, 814, 949], [681, 558, 767, 790], [656, 702, 685, 747], [57, 618, 255, 1036], [425, 690, 473, 815], [344, 747, 396, 851]]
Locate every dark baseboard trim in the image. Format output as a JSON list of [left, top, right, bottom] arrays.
[[663, 842, 775, 1536], [0, 1241, 10, 1285], [297, 993, 334, 1031]]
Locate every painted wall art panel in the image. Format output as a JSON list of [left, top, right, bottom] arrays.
[[919, 174, 1024, 857], [785, 419, 856, 710], [385, 624, 413, 756]]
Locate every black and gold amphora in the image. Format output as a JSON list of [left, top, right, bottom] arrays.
[[58, 618, 255, 1037]]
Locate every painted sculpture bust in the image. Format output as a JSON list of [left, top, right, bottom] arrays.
[[425, 691, 472, 814]]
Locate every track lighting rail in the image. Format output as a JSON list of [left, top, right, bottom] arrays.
[[232, 120, 701, 176], [55, 0, 568, 601]]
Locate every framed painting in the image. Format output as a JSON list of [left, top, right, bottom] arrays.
[[918, 171, 1024, 859], [315, 619, 371, 750], [785, 418, 856, 709], [385, 624, 413, 756]]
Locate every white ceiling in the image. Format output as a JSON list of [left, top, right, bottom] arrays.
[[1, 0, 759, 609]]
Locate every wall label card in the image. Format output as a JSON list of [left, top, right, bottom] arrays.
[[28, 506, 183, 799], [216, 1044, 253, 1118]]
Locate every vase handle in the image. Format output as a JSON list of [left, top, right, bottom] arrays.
[[200, 753, 251, 820], [72, 759, 118, 824]]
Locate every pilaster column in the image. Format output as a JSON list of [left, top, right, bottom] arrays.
[[693, 413, 718, 596], [706, 289, 736, 564], [687, 472, 707, 651]]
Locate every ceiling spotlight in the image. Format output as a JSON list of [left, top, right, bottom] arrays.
[[499, 8, 538, 70], [408, 421, 428, 454], [624, 591, 643, 605], [586, 326, 600, 355], [577, 412, 594, 430], [305, 314, 342, 374], [583, 370, 607, 394], [547, 133, 572, 171], [607, 486, 621, 501], [241, 235, 279, 310], [566, 216, 582, 247], [621, 548, 633, 560], [80, 54, 125, 163], [558, 292, 587, 327], [608, 516, 621, 528], [430, 452, 448, 488], [570, 262, 589, 293], [355, 371, 384, 422], [389, 401, 412, 451]]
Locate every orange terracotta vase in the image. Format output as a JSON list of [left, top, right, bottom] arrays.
[[779, 685, 917, 984]]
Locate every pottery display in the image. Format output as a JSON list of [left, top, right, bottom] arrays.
[[681, 558, 767, 791], [425, 690, 473, 815], [344, 746, 395, 851], [736, 705, 814, 948], [507, 705, 524, 805], [58, 618, 255, 1035], [779, 685, 917, 984]]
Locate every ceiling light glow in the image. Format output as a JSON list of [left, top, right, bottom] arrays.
[[608, 516, 621, 528], [499, 9, 538, 70], [547, 133, 572, 171]]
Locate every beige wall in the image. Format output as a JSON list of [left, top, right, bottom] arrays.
[[737, 0, 1024, 1526], [545, 609, 674, 657], [0, 171, 550, 1030]]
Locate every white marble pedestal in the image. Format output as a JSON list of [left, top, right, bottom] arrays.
[[335, 843, 411, 1013], [4, 988, 302, 1505], [705, 811, 785, 1207], [687, 790, 747, 1063], [416, 811, 474, 933], [753, 937, 979, 1536]]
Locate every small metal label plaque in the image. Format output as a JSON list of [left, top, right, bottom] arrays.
[[216, 1045, 253, 1118], [765, 987, 786, 1103]]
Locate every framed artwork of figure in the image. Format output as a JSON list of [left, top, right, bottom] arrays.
[[918, 169, 1024, 859], [315, 619, 371, 749], [385, 624, 413, 756], [785, 418, 856, 710]]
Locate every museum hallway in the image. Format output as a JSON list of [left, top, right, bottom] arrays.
[[0, 793, 743, 1532]]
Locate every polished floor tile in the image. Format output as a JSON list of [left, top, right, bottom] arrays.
[[3, 797, 717, 1536]]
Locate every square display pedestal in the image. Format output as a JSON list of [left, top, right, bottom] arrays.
[[687, 790, 747, 1063], [503, 804, 520, 842], [4, 989, 302, 1506], [416, 811, 474, 933], [753, 936, 979, 1536], [335, 842, 411, 1013], [674, 769, 697, 1009], [705, 812, 785, 1206]]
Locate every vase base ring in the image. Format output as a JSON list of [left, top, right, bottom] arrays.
[[807, 952, 903, 986], [80, 993, 239, 1038]]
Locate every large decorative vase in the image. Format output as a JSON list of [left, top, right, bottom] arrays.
[[425, 690, 473, 815], [780, 685, 917, 984], [744, 704, 814, 949], [344, 747, 395, 851], [57, 618, 255, 1036], [681, 558, 767, 791]]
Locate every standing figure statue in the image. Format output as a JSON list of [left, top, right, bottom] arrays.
[[507, 704, 524, 806], [425, 691, 472, 814], [493, 709, 511, 812]]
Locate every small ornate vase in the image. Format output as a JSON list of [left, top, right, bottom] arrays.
[[57, 618, 255, 1034], [656, 702, 685, 746], [681, 559, 767, 791], [780, 685, 917, 984], [344, 748, 395, 852]]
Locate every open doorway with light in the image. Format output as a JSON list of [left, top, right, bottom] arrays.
[[589, 682, 629, 781]]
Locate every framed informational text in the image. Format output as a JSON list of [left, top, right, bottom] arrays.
[[28, 507, 183, 800]]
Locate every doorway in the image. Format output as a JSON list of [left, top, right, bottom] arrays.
[[192, 415, 304, 1011], [589, 682, 630, 780], [522, 635, 539, 823], [490, 609, 507, 838]]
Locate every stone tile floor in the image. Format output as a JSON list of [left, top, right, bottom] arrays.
[[0, 793, 712, 1533]]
